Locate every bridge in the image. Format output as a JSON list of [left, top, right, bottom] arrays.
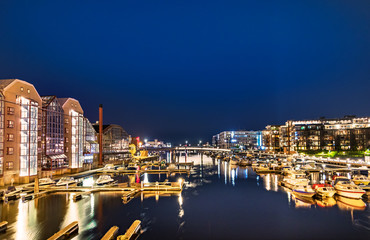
[[141, 146, 231, 152]]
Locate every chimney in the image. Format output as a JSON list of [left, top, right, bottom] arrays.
[[99, 104, 103, 166]]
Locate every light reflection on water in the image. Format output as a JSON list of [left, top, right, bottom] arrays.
[[0, 154, 369, 239]]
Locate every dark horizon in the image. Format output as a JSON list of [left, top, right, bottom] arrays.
[[1, 0, 370, 145]]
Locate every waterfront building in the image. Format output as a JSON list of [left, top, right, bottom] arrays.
[[40, 96, 67, 176], [262, 125, 281, 153], [58, 98, 85, 172], [263, 116, 370, 154], [83, 118, 99, 168], [0, 79, 42, 185], [212, 131, 262, 150], [93, 123, 130, 162], [143, 139, 170, 148]]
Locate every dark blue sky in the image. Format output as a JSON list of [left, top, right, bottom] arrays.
[[1, 0, 369, 144]]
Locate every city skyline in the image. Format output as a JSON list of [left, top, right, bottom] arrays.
[[1, 1, 370, 144]]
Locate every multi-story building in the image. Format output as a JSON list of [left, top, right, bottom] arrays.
[[93, 123, 130, 162], [0, 79, 42, 185], [263, 116, 370, 153], [40, 96, 67, 176], [58, 98, 85, 172], [262, 125, 281, 153], [213, 131, 262, 150], [83, 118, 99, 168]]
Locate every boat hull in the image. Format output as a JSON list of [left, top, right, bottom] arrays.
[[335, 189, 365, 199]]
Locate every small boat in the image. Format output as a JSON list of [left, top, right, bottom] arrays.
[[352, 175, 370, 186], [292, 184, 316, 198], [281, 172, 309, 189], [333, 177, 365, 199], [3, 186, 22, 201], [56, 177, 77, 186], [104, 164, 115, 170], [38, 178, 55, 186], [96, 175, 114, 185], [313, 184, 336, 198]]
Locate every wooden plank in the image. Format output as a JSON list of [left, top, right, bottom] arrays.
[[117, 220, 141, 240], [100, 226, 119, 240], [47, 221, 78, 240]]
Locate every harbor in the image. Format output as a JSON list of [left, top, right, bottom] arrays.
[[0, 154, 369, 240]]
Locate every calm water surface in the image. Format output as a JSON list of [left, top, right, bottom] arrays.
[[1, 155, 369, 240]]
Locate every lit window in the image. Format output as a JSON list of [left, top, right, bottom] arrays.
[[27, 89, 30, 94], [6, 161, 14, 170], [7, 147, 14, 155], [7, 107, 15, 115], [7, 134, 14, 142], [20, 87, 24, 92], [7, 120, 14, 128]]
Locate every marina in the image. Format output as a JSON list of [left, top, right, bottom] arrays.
[[0, 154, 369, 239]]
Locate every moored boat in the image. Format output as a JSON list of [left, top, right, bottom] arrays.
[[313, 184, 336, 198], [352, 175, 370, 186], [38, 178, 55, 186], [96, 175, 114, 185], [292, 184, 316, 198], [56, 177, 77, 186], [333, 177, 365, 199]]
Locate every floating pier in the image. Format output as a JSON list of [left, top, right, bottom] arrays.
[[47, 221, 79, 240], [117, 220, 141, 240], [0, 221, 8, 233], [101, 226, 119, 240]]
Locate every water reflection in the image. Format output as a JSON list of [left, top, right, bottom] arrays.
[[1, 155, 369, 239]]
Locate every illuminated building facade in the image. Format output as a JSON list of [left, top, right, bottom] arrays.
[[58, 98, 85, 171], [263, 116, 370, 153], [83, 118, 99, 167], [262, 125, 281, 153], [40, 96, 67, 174], [93, 124, 130, 162], [0, 79, 42, 185], [212, 131, 262, 150]]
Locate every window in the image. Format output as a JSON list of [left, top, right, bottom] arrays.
[[20, 87, 24, 92], [7, 147, 14, 155], [65, 118, 69, 124], [7, 134, 14, 142], [66, 128, 69, 134], [7, 120, 14, 128], [27, 89, 30, 94], [7, 107, 14, 115], [6, 162, 13, 170], [65, 147, 68, 152]]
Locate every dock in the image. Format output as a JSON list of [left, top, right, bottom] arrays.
[[47, 221, 79, 240], [0, 221, 8, 233], [101, 226, 119, 240], [117, 220, 141, 240]]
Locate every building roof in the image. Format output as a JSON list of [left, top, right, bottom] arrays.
[[0, 79, 17, 89], [41, 96, 57, 107], [92, 123, 129, 137]]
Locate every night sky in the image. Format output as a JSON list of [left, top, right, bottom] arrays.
[[1, 1, 369, 144]]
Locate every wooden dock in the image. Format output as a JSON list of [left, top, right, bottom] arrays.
[[47, 221, 78, 240], [117, 220, 141, 240], [101, 226, 119, 240], [0, 221, 8, 233]]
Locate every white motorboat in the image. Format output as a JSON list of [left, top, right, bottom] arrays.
[[352, 175, 370, 186], [96, 175, 114, 185], [292, 184, 316, 198], [56, 177, 77, 186], [312, 184, 336, 198], [103, 164, 115, 170], [333, 177, 365, 199], [281, 172, 309, 189], [38, 178, 55, 186]]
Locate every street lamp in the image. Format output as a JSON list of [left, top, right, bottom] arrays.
[[199, 140, 202, 147]]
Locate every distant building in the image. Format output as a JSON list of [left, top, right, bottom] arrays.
[[262, 116, 370, 153], [212, 131, 262, 150], [93, 124, 130, 162], [143, 139, 170, 148], [83, 119, 99, 168]]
